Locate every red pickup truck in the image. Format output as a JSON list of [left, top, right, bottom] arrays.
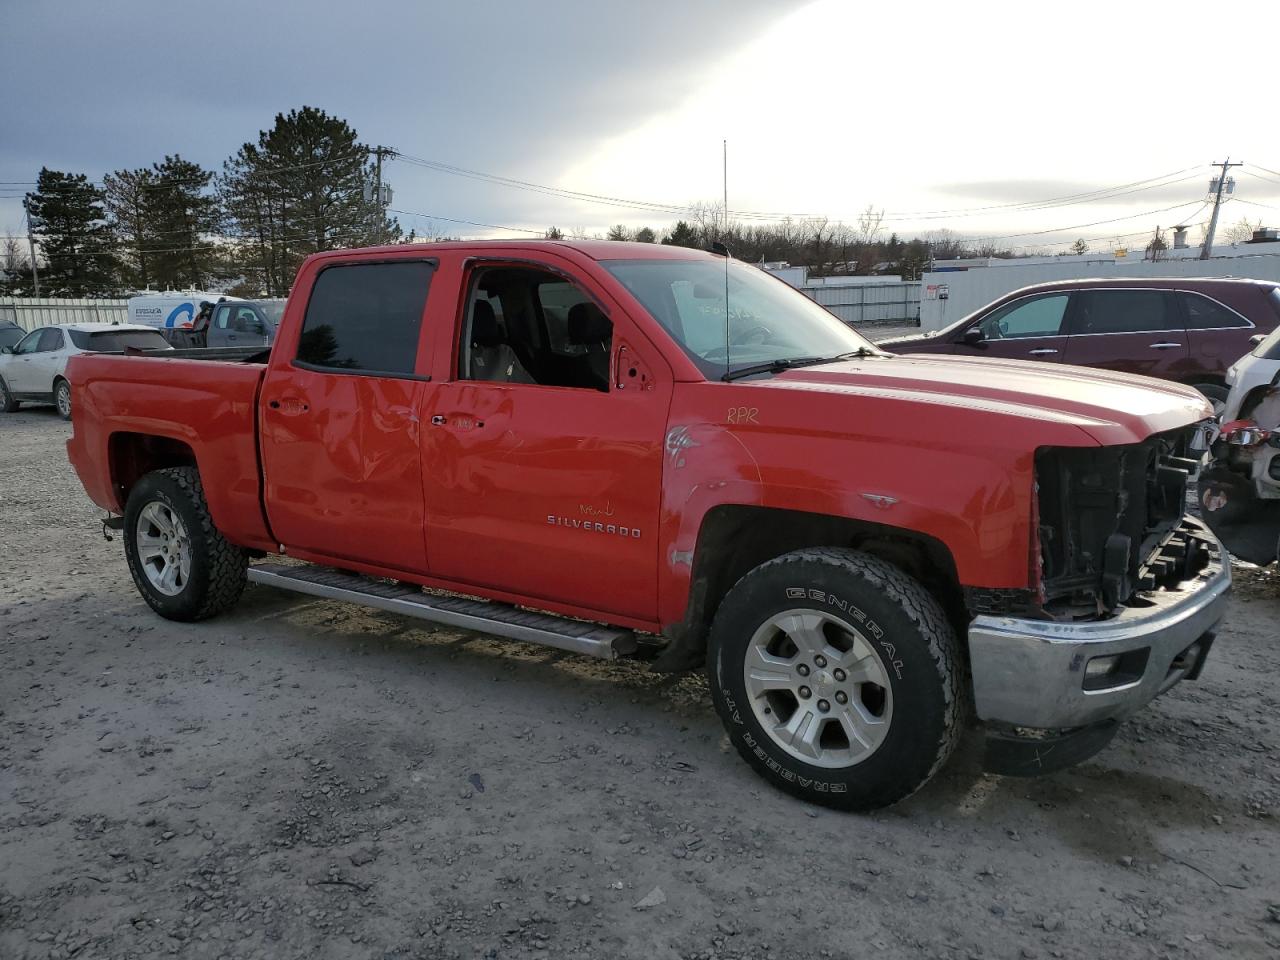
[[66, 240, 1229, 810]]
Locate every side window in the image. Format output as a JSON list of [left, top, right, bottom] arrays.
[[295, 261, 434, 376], [1182, 293, 1247, 330], [978, 294, 1069, 340], [1074, 290, 1175, 335], [37, 328, 64, 351], [461, 266, 612, 392], [13, 330, 42, 354], [233, 306, 262, 332], [213, 305, 232, 330]]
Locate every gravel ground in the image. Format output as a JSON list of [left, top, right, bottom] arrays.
[[1, 406, 1278, 960]]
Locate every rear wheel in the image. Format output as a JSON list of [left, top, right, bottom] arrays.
[[708, 547, 962, 810], [54, 378, 72, 420], [123, 467, 247, 621], [0, 376, 19, 413]]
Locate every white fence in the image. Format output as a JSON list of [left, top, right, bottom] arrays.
[[801, 281, 921, 324], [0, 297, 129, 332], [920, 251, 1280, 332]]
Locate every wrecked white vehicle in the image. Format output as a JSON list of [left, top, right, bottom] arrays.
[[1200, 328, 1280, 566]]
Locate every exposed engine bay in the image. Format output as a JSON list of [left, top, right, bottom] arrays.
[[1035, 425, 1212, 618]]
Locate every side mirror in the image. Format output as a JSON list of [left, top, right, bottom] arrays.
[[1250, 334, 1266, 346], [0, 346, 11, 355], [961, 326, 985, 345]]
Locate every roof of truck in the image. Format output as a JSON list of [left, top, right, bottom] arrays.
[[311, 239, 721, 263]]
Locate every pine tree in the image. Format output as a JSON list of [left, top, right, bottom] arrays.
[[25, 168, 119, 296], [220, 107, 401, 295], [662, 220, 700, 248], [103, 167, 156, 289], [145, 155, 222, 290]]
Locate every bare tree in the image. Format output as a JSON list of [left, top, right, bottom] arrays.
[[1223, 216, 1262, 245], [1144, 227, 1168, 261]]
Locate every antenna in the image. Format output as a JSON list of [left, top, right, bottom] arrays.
[[721, 138, 732, 384]]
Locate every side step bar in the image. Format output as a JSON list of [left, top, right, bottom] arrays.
[[247, 563, 638, 660]]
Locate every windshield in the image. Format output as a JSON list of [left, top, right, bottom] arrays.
[[602, 258, 874, 377], [69, 329, 173, 352], [254, 299, 286, 325]]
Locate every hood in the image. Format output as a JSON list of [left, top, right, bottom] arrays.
[[759, 353, 1211, 446], [876, 330, 944, 349]]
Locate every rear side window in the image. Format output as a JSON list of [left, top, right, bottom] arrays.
[[1074, 290, 1175, 335], [69, 329, 172, 351], [1181, 293, 1247, 330], [0, 325, 23, 349], [296, 261, 434, 376], [36, 328, 64, 351]]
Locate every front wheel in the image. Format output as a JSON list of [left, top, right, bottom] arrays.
[[708, 547, 963, 811], [123, 466, 247, 621]]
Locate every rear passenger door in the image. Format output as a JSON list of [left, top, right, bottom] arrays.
[[1179, 290, 1255, 379], [1063, 289, 1189, 380], [259, 258, 437, 574]]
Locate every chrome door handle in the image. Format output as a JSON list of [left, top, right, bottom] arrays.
[[1149, 342, 1181, 350], [430, 415, 447, 425], [1027, 348, 1059, 355]]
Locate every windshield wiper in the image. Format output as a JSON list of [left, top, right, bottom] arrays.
[[720, 347, 884, 382]]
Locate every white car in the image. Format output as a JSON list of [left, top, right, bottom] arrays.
[[1222, 326, 1280, 423], [0, 323, 172, 420]]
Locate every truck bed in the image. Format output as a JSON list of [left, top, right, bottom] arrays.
[[65, 353, 275, 551]]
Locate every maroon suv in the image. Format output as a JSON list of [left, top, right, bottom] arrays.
[[879, 278, 1280, 410]]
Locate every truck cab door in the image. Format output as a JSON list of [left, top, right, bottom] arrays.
[[207, 305, 232, 348], [259, 258, 437, 573], [420, 258, 670, 621]]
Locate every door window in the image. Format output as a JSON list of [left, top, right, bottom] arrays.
[[233, 306, 263, 333], [213, 305, 232, 330], [13, 330, 41, 354], [1073, 290, 1175, 335], [36, 328, 64, 352], [295, 261, 434, 376], [460, 266, 612, 391], [977, 294, 1069, 340], [1181, 293, 1247, 329]]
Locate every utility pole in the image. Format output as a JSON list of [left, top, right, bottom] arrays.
[[1200, 158, 1242, 260], [371, 146, 394, 210], [22, 197, 39, 297]]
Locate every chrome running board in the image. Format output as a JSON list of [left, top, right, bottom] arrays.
[[247, 563, 637, 659]]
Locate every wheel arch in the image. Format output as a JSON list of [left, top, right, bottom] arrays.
[[655, 504, 967, 671], [109, 431, 199, 506]]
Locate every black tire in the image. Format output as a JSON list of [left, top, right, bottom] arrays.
[[123, 466, 247, 621], [54, 378, 72, 420], [708, 547, 962, 811], [1192, 382, 1228, 416], [0, 375, 19, 413]]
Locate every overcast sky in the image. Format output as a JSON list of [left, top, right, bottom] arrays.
[[3, 0, 1279, 252]]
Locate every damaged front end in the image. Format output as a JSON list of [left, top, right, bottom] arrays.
[[1200, 386, 1280, 566], [968, 422, 1231, 776], [1034, 424, 1211, 618]]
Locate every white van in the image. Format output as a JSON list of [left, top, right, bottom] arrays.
[[126, 293, 241, 330]]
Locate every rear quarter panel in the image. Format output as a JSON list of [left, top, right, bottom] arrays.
[[66, 355, 273, 551]]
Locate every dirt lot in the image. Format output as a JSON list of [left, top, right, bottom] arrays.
[[1, 407, 1278, 960]]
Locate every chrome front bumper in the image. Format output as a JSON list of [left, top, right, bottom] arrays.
[[968, 529, 1231, 730]]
